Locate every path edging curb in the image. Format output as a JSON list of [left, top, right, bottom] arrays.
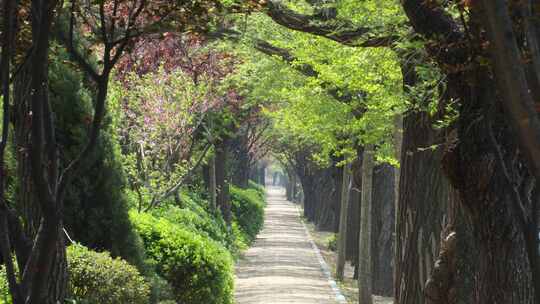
[[295, 205, 348, 304]]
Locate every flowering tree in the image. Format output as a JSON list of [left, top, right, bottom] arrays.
[[116, 34, 242, 210], [117, 69, 214, 210]]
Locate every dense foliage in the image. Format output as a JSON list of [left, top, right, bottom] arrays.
[[0, 246, 151, 304], [131, 211, 234, 304], [66, 245, 151, 304], [49, 45, 146, 269], [230, 185, 266, 243], [4, 0, 540, 303]]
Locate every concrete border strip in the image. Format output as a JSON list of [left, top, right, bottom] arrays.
[[294, 204, 348, 304]]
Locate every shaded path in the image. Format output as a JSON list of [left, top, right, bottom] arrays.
[[235, 187, 342, 303]]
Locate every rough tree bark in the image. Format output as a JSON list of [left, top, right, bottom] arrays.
[[394, 109, 449, 304], [393, 53, 450, 304], [401, 2, 537, 303], [372, 164, 395, 296], [0, 1, 24, 302], [478, 1, 540, 298], [314, 166, 339, 232]]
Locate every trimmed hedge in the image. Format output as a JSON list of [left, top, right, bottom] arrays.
[[153, 205, 229, 247], [131, 212, 234, 304], [0, 245, 150, 304], [248, 180, 266, 200], [230, 185, 265, 244], [67, 245, 151, 304]]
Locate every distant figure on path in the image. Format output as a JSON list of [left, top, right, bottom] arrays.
[[272, 171, 278, 186]]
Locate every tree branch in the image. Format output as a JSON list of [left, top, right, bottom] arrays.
[[265, 0, 397, 47], [146, 143, 212, 211], [253, 39, 363, 103]]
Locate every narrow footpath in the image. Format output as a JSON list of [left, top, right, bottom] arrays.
[[235, 187, 342, 304]]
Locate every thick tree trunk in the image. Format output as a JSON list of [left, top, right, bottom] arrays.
[[13, 61, 67, 304], [358, 145, 374, 304], [394, 55, 450, 304], [302, 175, 318, 222], [314, 167, 337, 231], [372, 164, 395, 296], [442, 71, 536, 304], [401, 2, 537, 303], [232, 145, 251, 188], [394, 108, 449, 304], [478, 2, 540, 298]]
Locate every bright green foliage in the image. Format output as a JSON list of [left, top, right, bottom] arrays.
[[0, 267, 9, 304], [152, 203, 232, 250], [67, 245, 151, 304], [224, 11, 405, 166], [130, 212, 234, 304], [230, 185, 266, 243], [327, 234, 337, 251], [336, 0, 407, 29]]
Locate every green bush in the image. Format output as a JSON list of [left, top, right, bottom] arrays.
[[131, 212, 234, 304], [67, 245, 151, 304], [248, 180, 266, 200], [153, 205, 232, 250], [230, 185, 265, 243], [0, 246, 150, 304], [0, 266, 9, 304], [327, 234, 337, 251]]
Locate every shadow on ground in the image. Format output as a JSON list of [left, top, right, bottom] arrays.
[[234, 187, 338, 304]]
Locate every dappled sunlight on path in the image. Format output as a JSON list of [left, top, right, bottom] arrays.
[[235, 187, 340, 304]]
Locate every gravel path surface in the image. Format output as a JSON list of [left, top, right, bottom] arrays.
[[235, 187, 340, 304]]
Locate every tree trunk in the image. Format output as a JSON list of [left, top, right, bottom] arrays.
[[332, 163, 343, 232], [393, 113, 403, 288], [401, 2, 537, 302], [232, 143, 251, 189], [394, 107, 449, 304], [291, 171, 297, 202], [337, 162, 352, 280], [346, 155, 362, 264], [478, 2, 540, 298], [441, 71, 536, 304], [358, 145, 374, 304], [372, 164, 395, 296], [215, 139, 231, 225], [13, 58, 67, 304], [314, 167, 337, 231], [394, 55, 449, 304], [209, 152, 217, 210], [259, 165, 266, 186], [285, 167, 295, 201]]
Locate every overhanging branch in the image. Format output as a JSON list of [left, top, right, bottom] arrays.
[[266, 0, 397, 47]]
